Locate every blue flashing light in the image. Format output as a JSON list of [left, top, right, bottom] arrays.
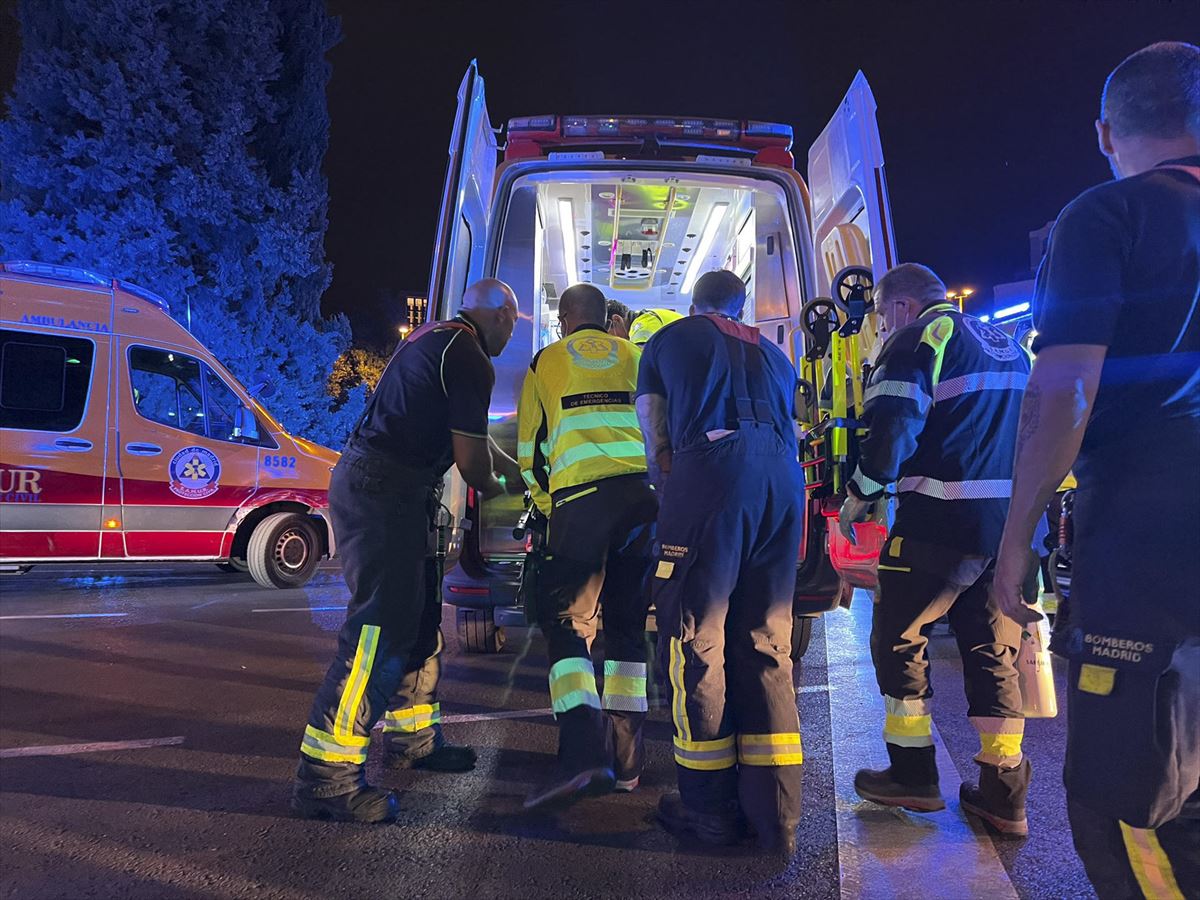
[[745, 121, 794, 141], [993, 301, 1031, 321], [3, 260, 109, 286], [117, 280, 171, 314], [979, 314, 991, 323]]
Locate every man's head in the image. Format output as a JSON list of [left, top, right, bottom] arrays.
[[689, 270, 746, 319], [460, 278, 519, 356], [1097, 42, 1200, 178], [558, 283, 607, 337], [875, 263, 947, 334]]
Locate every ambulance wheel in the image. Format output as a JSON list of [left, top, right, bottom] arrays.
[[247, 512, 321, 589], [791, 615, 814, 662], [456, 608, 505, 654]]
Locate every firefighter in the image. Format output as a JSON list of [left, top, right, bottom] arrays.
[[991, 42, 1199, 898], [518, 283, 658, 809], [628, 308, 684, 346], [636, 270, 804, 860], [839, 262, 1033, 834], [291, 279, 521, 823]]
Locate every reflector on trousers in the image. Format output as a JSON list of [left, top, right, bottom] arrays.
[[668, 638, 692, 742], [334, 624, 380, 740], [737, 732, 804, 766], [1120, 822, 1185, 900], [300, 724, 369, 764], [602, 660, 648, 712], [884, 695, 933, 748], [971, 716, 1025, 767], [383, 702, 441, 733], [673, 735, 736, 770], [549, 657, 600, 715]]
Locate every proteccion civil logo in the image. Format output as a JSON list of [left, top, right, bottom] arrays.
[[168, 446, 222, 500]]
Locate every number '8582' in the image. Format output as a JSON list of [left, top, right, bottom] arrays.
[[263, 455, 297, 469]]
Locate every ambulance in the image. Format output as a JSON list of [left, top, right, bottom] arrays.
[[0, 261, 340, 589], [433, 62, 895, 653]]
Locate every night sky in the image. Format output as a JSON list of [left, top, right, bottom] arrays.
[[3, 1, 1196, 341]]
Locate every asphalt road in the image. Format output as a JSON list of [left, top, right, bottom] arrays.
[[0, 564, 1095, 900]]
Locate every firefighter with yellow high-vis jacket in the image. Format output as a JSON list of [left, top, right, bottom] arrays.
[[518, 283, 658, 810], [839, 262, 1034, 836]]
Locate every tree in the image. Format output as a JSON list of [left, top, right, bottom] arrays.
[[0, 0, 364, 447], [327, 345, 390, 411]]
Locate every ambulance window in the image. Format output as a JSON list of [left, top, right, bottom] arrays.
[[0, 330, 95, 432], [129, 346, 205, 436], [203, 367, 240, 442]]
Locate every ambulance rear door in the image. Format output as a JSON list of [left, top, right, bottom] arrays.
[[807, 71, 897, 295]]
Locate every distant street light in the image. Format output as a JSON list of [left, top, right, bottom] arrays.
[[946, 287, 975, 311], [397, 324, 412, 340]]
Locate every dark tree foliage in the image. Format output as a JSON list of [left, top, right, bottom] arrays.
[[0, 0, 365, 446]]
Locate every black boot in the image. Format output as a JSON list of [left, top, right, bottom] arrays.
[[854, 744, 945, 812], [523, 707, 614, 810], [291, 783, 400, 823], [385, 742, 477, 772], [960, 758, 1031, 837], [656, 791, 743, 846]]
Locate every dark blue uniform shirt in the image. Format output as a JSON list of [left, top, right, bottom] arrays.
[[636, 314, 797, 452], [1033, 156, 1200, 476]]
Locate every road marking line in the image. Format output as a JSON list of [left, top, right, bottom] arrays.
[[250, 606, 347, 613], [0, 736, 185, 758], [0, 612, 129, 620], [826, 594, 1018, 900]]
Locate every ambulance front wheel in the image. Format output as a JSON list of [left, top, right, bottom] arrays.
[[247, 512, 322, 589], [791, 615, 814, 662], [456, 607, 505, 654]]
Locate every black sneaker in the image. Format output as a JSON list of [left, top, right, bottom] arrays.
[[655, 791, 743, 846], [854, 767, 945, 812], [290, 785, 400, 823], [523, 766, 615, 810], [386, 743, 477, 772]]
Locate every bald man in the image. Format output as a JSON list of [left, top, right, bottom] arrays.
[[293, 279, 521, 822]]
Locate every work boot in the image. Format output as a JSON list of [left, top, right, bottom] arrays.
[[755, 821, 799, 867], [656, 791, 743, 846], [523, 766, 615, 810], [290, 784, 400, 824], [960, 758, 1031, 837], [525, 707, 616, 810], [854, 744, 945, 812], [385, 742, 477, 772]]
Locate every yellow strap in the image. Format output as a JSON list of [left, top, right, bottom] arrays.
[[334, 624, 380, 740], [1120, 822, 1185, 899]]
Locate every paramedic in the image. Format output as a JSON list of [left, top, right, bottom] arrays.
[[292, 279, 520, 823]]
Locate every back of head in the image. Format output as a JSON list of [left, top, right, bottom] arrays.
[[1102, 42, 1200, 139], [559, 283, 607, 327], [461, 277, 517, 313], [606, 298, 632, 329], [876, 262, 947, 307], [691, 270, 746, 317]]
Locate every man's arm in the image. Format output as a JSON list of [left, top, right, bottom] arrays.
[[488, 435, 522, 487], [992, 344, 1105, 624], [452, 433, 504, 498], [636, 393, 671, 488]]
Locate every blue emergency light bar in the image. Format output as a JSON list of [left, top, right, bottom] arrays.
[[3, 260, 109, 286], [507, 115, 793, 148], [993, 301, 1031, 321]]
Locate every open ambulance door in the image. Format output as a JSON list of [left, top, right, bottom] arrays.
[[427, 61, 498, 568]]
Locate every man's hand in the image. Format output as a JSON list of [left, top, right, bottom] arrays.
[[838, 495, 873, 545], [608, 314, 630, 340], [990, 546, 1043, 627], [488, 436, 522, 485], [479, 475, 506, 502]]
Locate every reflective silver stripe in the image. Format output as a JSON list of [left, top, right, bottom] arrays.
[[604, 660, 647, 678], [864, 379, 931, 413], [602, 693, 649, 712], [0, 504, 102, 530], [122, 506, 240, 531], [896, 476, 1012, 500], [850, 469, 887, 497], [933, 371, 1028, 403]]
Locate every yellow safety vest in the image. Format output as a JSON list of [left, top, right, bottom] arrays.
[[517, 327, 646, 513]]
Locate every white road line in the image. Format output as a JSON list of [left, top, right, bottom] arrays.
[[0, 736, 185, 758], [0, 612, 129, 621], [826, 594, 1018, 900], [250, 606, 347, 613]]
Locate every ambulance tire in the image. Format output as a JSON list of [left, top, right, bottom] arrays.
[[456, 607, 505, 654], [247, 512, 322, 589], [790, 615, 814, 662]]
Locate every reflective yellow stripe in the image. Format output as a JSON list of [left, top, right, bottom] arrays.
[[549, 657, 600, 714], [334, 624, 380, 740], [737, 732, 804, 766], [554, 485, 598, 507], [889, 537, 903, 557], [884, 712, 933, 738], [877, 564, 912, 573], [977, 732, 1024, 765], [1120, 822, 1185, 899], [673, 735, 736, 771], [668, 638, 691, 742], [602, 660, 648, 711], [920, 314, 955, 389], [300, 724, 369, 764], [547, 411, 642, 449], [382, 702, 442, 733]]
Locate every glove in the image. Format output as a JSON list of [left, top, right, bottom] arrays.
[[838, 494, 873, 546]]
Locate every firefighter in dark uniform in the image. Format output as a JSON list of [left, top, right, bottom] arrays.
[[291, 279, 520, 823], [992, 43, 1200, 898], [636, 270, 804, 860], [518, 284, 658, 809], [839, 263, 1033, 833]]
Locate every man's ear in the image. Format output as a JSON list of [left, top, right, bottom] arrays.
[[1095, 119, 1114, 157]]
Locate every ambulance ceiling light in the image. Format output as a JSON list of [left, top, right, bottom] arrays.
[[558, 198, 579, 286], [993, 301, 1030, 320], [680, 202, 729, 295]]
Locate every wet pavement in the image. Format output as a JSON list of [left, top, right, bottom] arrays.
[[0, 564, 1094, 899]]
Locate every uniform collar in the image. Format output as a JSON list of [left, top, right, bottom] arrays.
[[567, 323, 607, 336], [1156, 155, 1200, 168], [918, 301, 957, 318], [455, 311, 490, 356]]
